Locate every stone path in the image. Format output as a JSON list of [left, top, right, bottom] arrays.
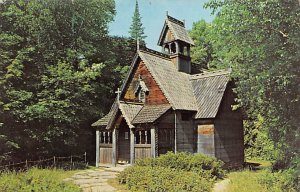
[[212, 178, 230, 192], [64, 165, 129, 192]]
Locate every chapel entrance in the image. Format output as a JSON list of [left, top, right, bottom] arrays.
[[117, 119, 130, 163]]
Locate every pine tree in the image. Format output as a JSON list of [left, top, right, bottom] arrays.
[[129, 0, 146, 41]]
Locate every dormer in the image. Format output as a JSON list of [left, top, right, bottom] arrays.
[[158, 14, 195, 74]]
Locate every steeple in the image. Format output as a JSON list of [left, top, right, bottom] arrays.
[[157, 14, 194, 74]]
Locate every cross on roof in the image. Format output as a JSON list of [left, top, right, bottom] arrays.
[[115, 88, 121, 101]]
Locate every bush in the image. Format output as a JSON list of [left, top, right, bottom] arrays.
[[0, 168, 80, 192], [259, 168, 299, 192], [135, 152, 225, 179], [118, 166, 213, 192], [118, 152, 225, 191]]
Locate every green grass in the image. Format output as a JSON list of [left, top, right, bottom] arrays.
[[0, 168, 80, 192], [227, 160, 297, 192], [227, 170, 270, 192]]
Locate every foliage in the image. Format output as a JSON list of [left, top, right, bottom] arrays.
[[259, 168, 299, 192], [118, 152, 224, 192], [0, 168, 80, 192], [190, 19, 214, 69], [201, 0, 300, 168], [128, 0, 146, 41], [118, 166, 213, 192], [135, 152, 225, 179], [227, 163, 298, 192], [0, 0, 137, 163], [244, 118, 279, 161]]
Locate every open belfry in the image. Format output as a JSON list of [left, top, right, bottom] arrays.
[[92, 14, 244, 168]]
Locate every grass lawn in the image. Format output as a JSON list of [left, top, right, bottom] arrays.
[[0, 168, 80, 192], [107, 177, 129, 192], [227, 160, 282, 192]]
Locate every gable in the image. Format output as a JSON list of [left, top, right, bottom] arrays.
[[139, 51, 197, 111], [123, 59, 169, 105], [190, 70, 230, 118], [158, 16, 195, 46]]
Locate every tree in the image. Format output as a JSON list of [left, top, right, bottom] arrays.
[[190, 20, 214, 69], [129, 0, 147, 41], [0, 0, 117, 161], [203, 0, 300, 168]]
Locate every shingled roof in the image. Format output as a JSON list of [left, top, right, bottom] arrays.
[[91, 111, 113, 127], [92, 102, 171, 128], [158, 15, 195, 46], [119, 102, 143, 128], [139, 50, 197, 111], [92, 49, 231, 129], [190, 69, 231, 118], [132, 104, 171, 124]]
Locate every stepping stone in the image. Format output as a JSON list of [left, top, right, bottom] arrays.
[[91, 185, 116, 192], [101, 175, 117, 179], [72, 175, 91, 179], [74, 178, 107, 185]]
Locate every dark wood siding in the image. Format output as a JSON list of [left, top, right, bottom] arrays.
[[157, 111, 175, 155], [175, 111, 195, 153], [123, 60, 169, 105], [214, 85, 244, 168]]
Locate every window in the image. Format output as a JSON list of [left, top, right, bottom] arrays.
[[124, 132, 129, 140], [135, 130, 151, 144], [138, 90, 145, 102], [100, 131, 112, 144]]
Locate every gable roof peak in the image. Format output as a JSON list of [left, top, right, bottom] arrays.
[[138, 48, 170, 60], [166, 15, 185, 27], [158, 14, 194, 46]]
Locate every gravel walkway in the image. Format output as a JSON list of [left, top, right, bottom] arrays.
[[64, 165, 129, 192]]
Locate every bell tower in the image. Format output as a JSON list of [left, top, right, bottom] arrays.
[[157, 14, 195, 74]]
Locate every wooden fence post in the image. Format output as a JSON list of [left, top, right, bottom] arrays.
[[84, 152, 87, 165], [53, 156, 56, 166], [26, 160, 28, 169]]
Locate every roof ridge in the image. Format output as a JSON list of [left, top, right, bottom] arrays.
[[166, 15, 185, 27], [139, 48, 170, 60], [190, 69, 231, 80], [119, 101, 144, 105]]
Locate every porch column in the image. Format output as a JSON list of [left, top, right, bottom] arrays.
[[151, 127, 157, 158], [130, 128, 135, 164], [96, 130, 100, 167], [112, 129, 117, 167]]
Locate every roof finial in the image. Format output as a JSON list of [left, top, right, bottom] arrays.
[[166, 11, 168, 16], [115, 88, 121, 101], [183, 19, 185, 26]]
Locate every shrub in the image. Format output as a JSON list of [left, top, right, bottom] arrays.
[[135, 152, 225, 179], [118, 166, 213, 192], [0, 168, 80, 192], [259, 168, 299, 192], [119, 152, 225, 191]]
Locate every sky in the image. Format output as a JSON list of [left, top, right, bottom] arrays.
[[109, 0, 214, 51]]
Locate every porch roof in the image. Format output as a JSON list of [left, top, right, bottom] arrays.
[[132, 104, 171, 124]]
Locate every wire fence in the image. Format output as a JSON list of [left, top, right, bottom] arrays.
[[0, 152, 88, 171]]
